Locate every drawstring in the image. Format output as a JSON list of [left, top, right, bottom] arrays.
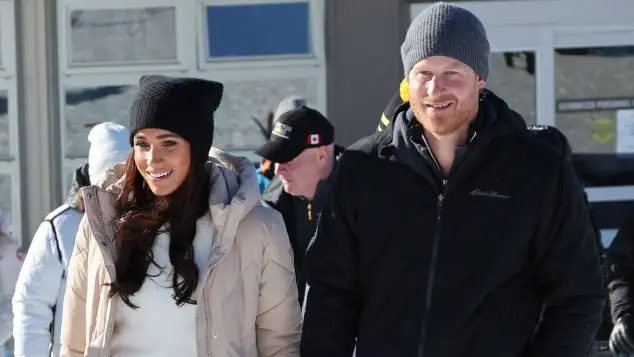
[[307, 202, 312, 220]]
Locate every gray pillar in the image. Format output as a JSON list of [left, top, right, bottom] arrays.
[[15, 0, 62, 243], [325, 0, 410, 146]]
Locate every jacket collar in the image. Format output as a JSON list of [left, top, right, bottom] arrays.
[[379, 89, 527, 158], [81, 147, 262, 281]]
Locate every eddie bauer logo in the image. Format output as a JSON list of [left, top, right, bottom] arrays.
[[469, 189, 510, 199]]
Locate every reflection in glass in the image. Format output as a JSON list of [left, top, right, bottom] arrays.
[[214, 77, 318, 151], [69, 7, 177, 66], [0, 174, 11, 217], [64, 85, 136, 158], [555, 46, 634, 154], [487, 52, 536, 125], [0, 91, 9, 159], [206, 3, 311, 59], [0, 17, 3, 67]]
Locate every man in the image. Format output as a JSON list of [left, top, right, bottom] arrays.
[[381, 86, 605, 253], [300, 3, 605, 357], [606, 212, 634, 356], [257, 106, 341, 305], [254, 96, 309, 193], [13, 122, 129, 357]]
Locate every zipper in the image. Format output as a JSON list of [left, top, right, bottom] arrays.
[[201, 253, 227, 357], [202, 267, 214, 357], [416, 133, 448, 357], [92, 187, 117, 264], [416, 132, 475, 356], [418, 179, 446, 357], [89, 187, 117, 357], [307, 202, 312, 220]]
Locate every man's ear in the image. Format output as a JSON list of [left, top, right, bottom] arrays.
[[318, 146, 329, 161], [477, 76, 486, 89]]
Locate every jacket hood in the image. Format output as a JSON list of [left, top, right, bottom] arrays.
[[380, 89, 529, 161], [81, 147, 262, 271], [65, 163, 91, 210], [87, 122, 130, 185]]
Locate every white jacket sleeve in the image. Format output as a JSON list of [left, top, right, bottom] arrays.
[[0, 239, 22, 344], [12, 222, 64, 357]]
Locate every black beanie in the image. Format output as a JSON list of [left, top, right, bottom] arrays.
[[129, 75, 224, 162]]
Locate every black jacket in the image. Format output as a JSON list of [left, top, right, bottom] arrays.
[[262, 145, 344, 303], [301, 90, 605, 357], [526, 125, 603, 252]]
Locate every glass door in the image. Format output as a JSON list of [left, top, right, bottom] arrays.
[[552, 28, 634, 249]]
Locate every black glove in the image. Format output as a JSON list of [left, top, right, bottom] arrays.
[[610, 316, 634, 356]]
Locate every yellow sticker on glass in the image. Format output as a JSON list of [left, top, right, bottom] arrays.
[[592, 118, 615, 143]]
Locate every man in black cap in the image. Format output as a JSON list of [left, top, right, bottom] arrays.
[[256, 106, 342, 305], [300, 2, 604, 357]]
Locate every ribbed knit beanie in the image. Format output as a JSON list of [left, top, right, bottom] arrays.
[[129, 75, 223, 162], [401, 2, 490, 80]]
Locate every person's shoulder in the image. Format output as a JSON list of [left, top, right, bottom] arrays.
[[333, 130, 392, 178], [524, 132, 566, 166], [242, 202, 285, 226], [45, 204, 83, 227], [234, 203, 289, 252], [45, 204, 73, 221], [500, 128, 570, 187], [526, 125, 572, 159], [347, 130, 392, 155]]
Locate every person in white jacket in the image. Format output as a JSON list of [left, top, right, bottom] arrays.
[[12, 122, 130, 357], [0, 211, 22, 353]]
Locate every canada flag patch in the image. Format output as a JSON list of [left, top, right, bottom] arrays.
[[308, 134, 320, 145]]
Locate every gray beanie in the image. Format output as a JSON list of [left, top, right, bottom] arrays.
[[401, 2, 490, 80]]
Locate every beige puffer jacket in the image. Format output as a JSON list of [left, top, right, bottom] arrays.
[[60, 148, 302, 357]]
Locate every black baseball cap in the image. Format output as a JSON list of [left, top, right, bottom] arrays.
[[255, 106, 334, 164]]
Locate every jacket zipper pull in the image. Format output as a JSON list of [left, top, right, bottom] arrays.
[[437, 180, 447, 215], [307, 202, 312, 220], [437, 194, 444, 216]]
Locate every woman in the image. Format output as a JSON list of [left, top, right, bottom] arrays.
[[12, 122, 129, 357], [60, 75, 302, 357]]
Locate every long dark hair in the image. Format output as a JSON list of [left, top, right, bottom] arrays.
[[108, 151, 211, 308]]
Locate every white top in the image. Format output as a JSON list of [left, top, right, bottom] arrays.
[[109, 214, 215, 357]]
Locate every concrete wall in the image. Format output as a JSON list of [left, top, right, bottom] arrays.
[[325, 0, 410, 146]]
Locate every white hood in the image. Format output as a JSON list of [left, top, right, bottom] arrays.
[[87, 122, 130, 185]]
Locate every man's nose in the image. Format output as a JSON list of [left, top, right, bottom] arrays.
[[426, 76, 445, 97]]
